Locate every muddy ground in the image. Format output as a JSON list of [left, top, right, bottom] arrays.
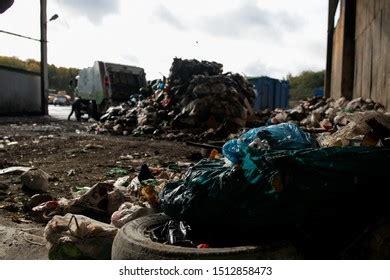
[[0, 116, 199, 259]]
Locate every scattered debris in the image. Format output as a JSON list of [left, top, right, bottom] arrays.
[[12, 216, 32, 224], [0, 137, 19, 148], [150, 219, 196, 247], [20, 169, 50, 192], [38, 135, 54, 140], [113, 176, 130, 188], [0, 166, 31, 175], [111, 202, 159, 228], [44, 214, 118, 259], [268, 96, 385, 130], [32, 200, 62, 217], [0, 183, 8, 193], [28, 193, 54, 210], [67, 169, 76, 177], [107, 167, 128, 177], [33, 182, 131, 220], [83, 143, 104, 151], [318, 111, 390, 147]]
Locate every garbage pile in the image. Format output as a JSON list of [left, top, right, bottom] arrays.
[[169, 57, 223, 84], [31, 164, 184, 221], [160, 123, 390, 255], [41, 101, 390, 258], [264, 96, 386, 131], [91, 61, 389, 145], [249, 96, 389, 148], [3, 117, 388, 259], [90, 58, 256, 140], [28, 163, 188, 259]]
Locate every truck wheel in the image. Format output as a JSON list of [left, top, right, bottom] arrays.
[[91, 101, 98, 120], [112, 214, 300, 260], [95, 99, 110, 120]]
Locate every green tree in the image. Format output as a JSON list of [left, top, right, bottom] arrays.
[[0, 56, 27, 69], [288, 70, 325, 103], [26, 58, 40, 72], [0, 55, 79, 92]]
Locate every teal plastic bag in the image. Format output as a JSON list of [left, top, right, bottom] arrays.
[[222, 123, 317, 164]]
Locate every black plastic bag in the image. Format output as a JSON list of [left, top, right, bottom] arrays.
[[160, 147, 390, 232]]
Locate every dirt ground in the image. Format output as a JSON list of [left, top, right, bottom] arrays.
[[0, 116, 199, 259]]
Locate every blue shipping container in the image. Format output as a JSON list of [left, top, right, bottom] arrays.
[[313, 87, 324, 97], [248, 76, 289, 112]]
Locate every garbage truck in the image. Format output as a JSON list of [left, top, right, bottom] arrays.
[[70, 61, 147, 119]]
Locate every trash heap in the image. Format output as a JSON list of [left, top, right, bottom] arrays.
[[91, 59, 389, 144], [160, 123, 390, 255], [264, 96, 386, 131], [7, 118, 389, 259], [29, 163, 188, 259], [90, 58, 256, 140]]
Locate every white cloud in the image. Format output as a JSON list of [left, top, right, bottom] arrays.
[[244, 60, 287, 79], [0, 0, 328, 80], [121, 54, 140, 64], [198, 0, 303, 41], [57, 0, 120, 24], [153, 4, 186, 30]]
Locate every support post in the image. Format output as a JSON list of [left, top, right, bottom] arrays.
[[324, 0, 339, 98], [40, 0, 48, 115], [341, 0, 356, 100]]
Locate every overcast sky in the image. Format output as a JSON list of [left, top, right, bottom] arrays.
[[0, 0, 328, 80]]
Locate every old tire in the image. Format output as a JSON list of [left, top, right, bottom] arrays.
[[112, 213, 300, 259]]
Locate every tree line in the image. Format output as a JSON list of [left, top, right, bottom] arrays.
[[0, 56, 79, 92], [287, 70, 325, 104]]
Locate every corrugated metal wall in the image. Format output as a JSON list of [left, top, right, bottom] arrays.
[[0, 65, 42, 115], [248, 77, 289, 112]]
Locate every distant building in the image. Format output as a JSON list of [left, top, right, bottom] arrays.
[[325, 0, 390, 109], [0, 65, 42, 115]]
